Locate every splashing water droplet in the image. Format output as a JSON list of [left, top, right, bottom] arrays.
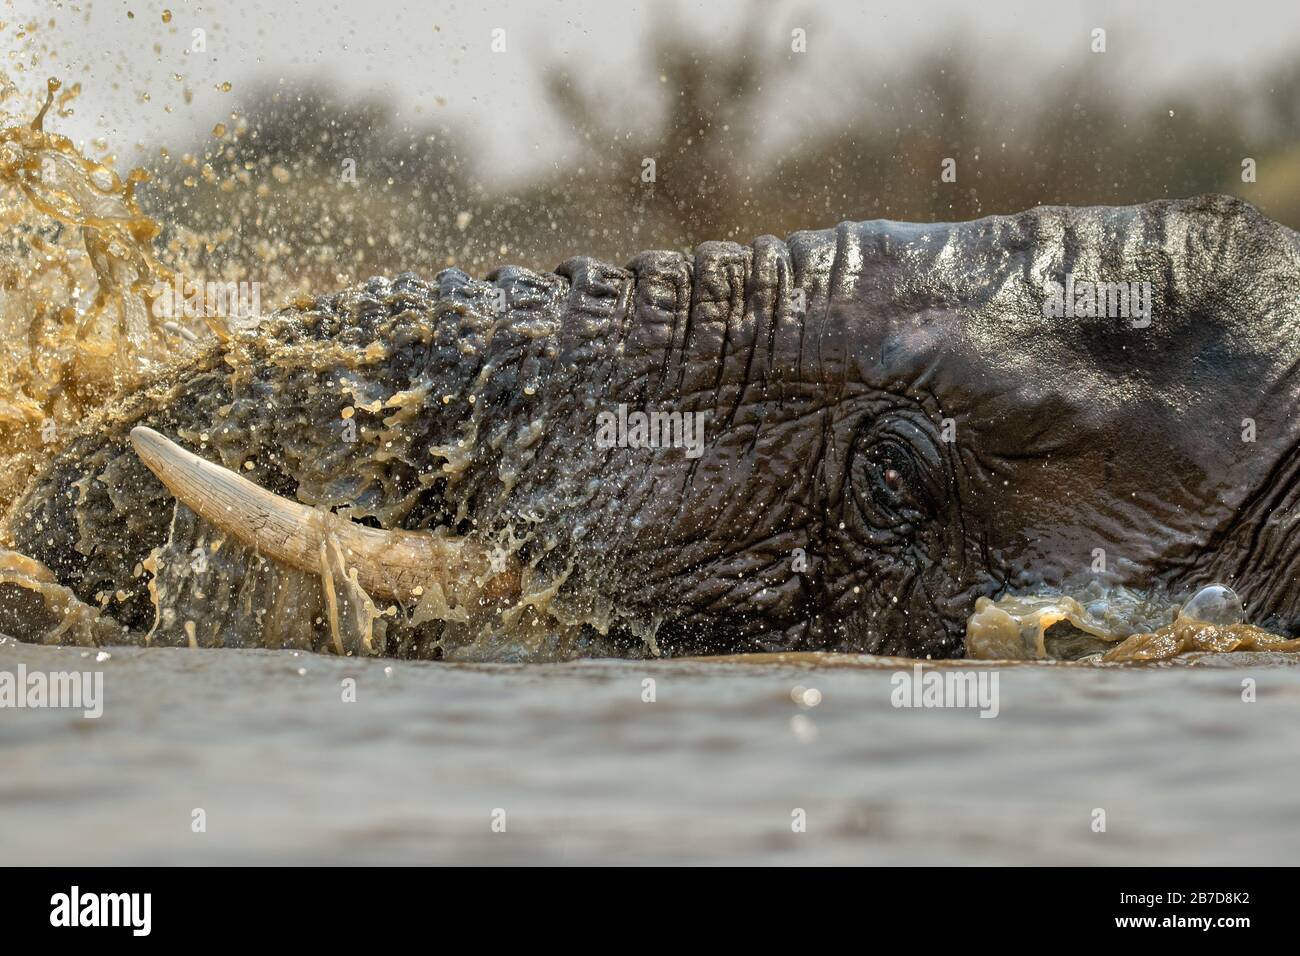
[[1178, 584, 1244, 627]]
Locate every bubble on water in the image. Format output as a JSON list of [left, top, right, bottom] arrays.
[[1178, 584, 1244, 627], [792, 686, 821, 707]]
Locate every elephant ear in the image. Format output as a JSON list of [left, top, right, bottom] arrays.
[[129, 427, 519, 609]]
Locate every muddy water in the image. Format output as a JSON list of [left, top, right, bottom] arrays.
[[2, 638, 1298, 865]]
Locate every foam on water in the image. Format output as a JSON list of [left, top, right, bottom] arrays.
[[966, 582, 1300, 663]]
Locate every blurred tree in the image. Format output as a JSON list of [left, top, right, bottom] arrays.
[[540, 0, 794, 246], [140, 9, 1300, 290]]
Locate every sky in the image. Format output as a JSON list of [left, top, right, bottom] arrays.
[[11, 0, 1300, 182]]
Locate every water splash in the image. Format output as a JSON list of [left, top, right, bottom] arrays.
[[966, 581, 1300, 663], [0, 77, 214, 502]]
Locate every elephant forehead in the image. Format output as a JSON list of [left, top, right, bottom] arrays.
[[820, 194, 1294, 387]]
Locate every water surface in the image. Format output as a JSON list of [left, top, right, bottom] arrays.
[[3, 641, 1297, 865]]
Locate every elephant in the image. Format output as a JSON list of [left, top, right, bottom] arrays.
[[5, 194, 1300, 661]]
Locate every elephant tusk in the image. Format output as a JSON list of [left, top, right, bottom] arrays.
[[129, 426, 518, 607]]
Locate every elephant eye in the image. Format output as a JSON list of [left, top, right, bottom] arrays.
[[850, 430, 940, 528]]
